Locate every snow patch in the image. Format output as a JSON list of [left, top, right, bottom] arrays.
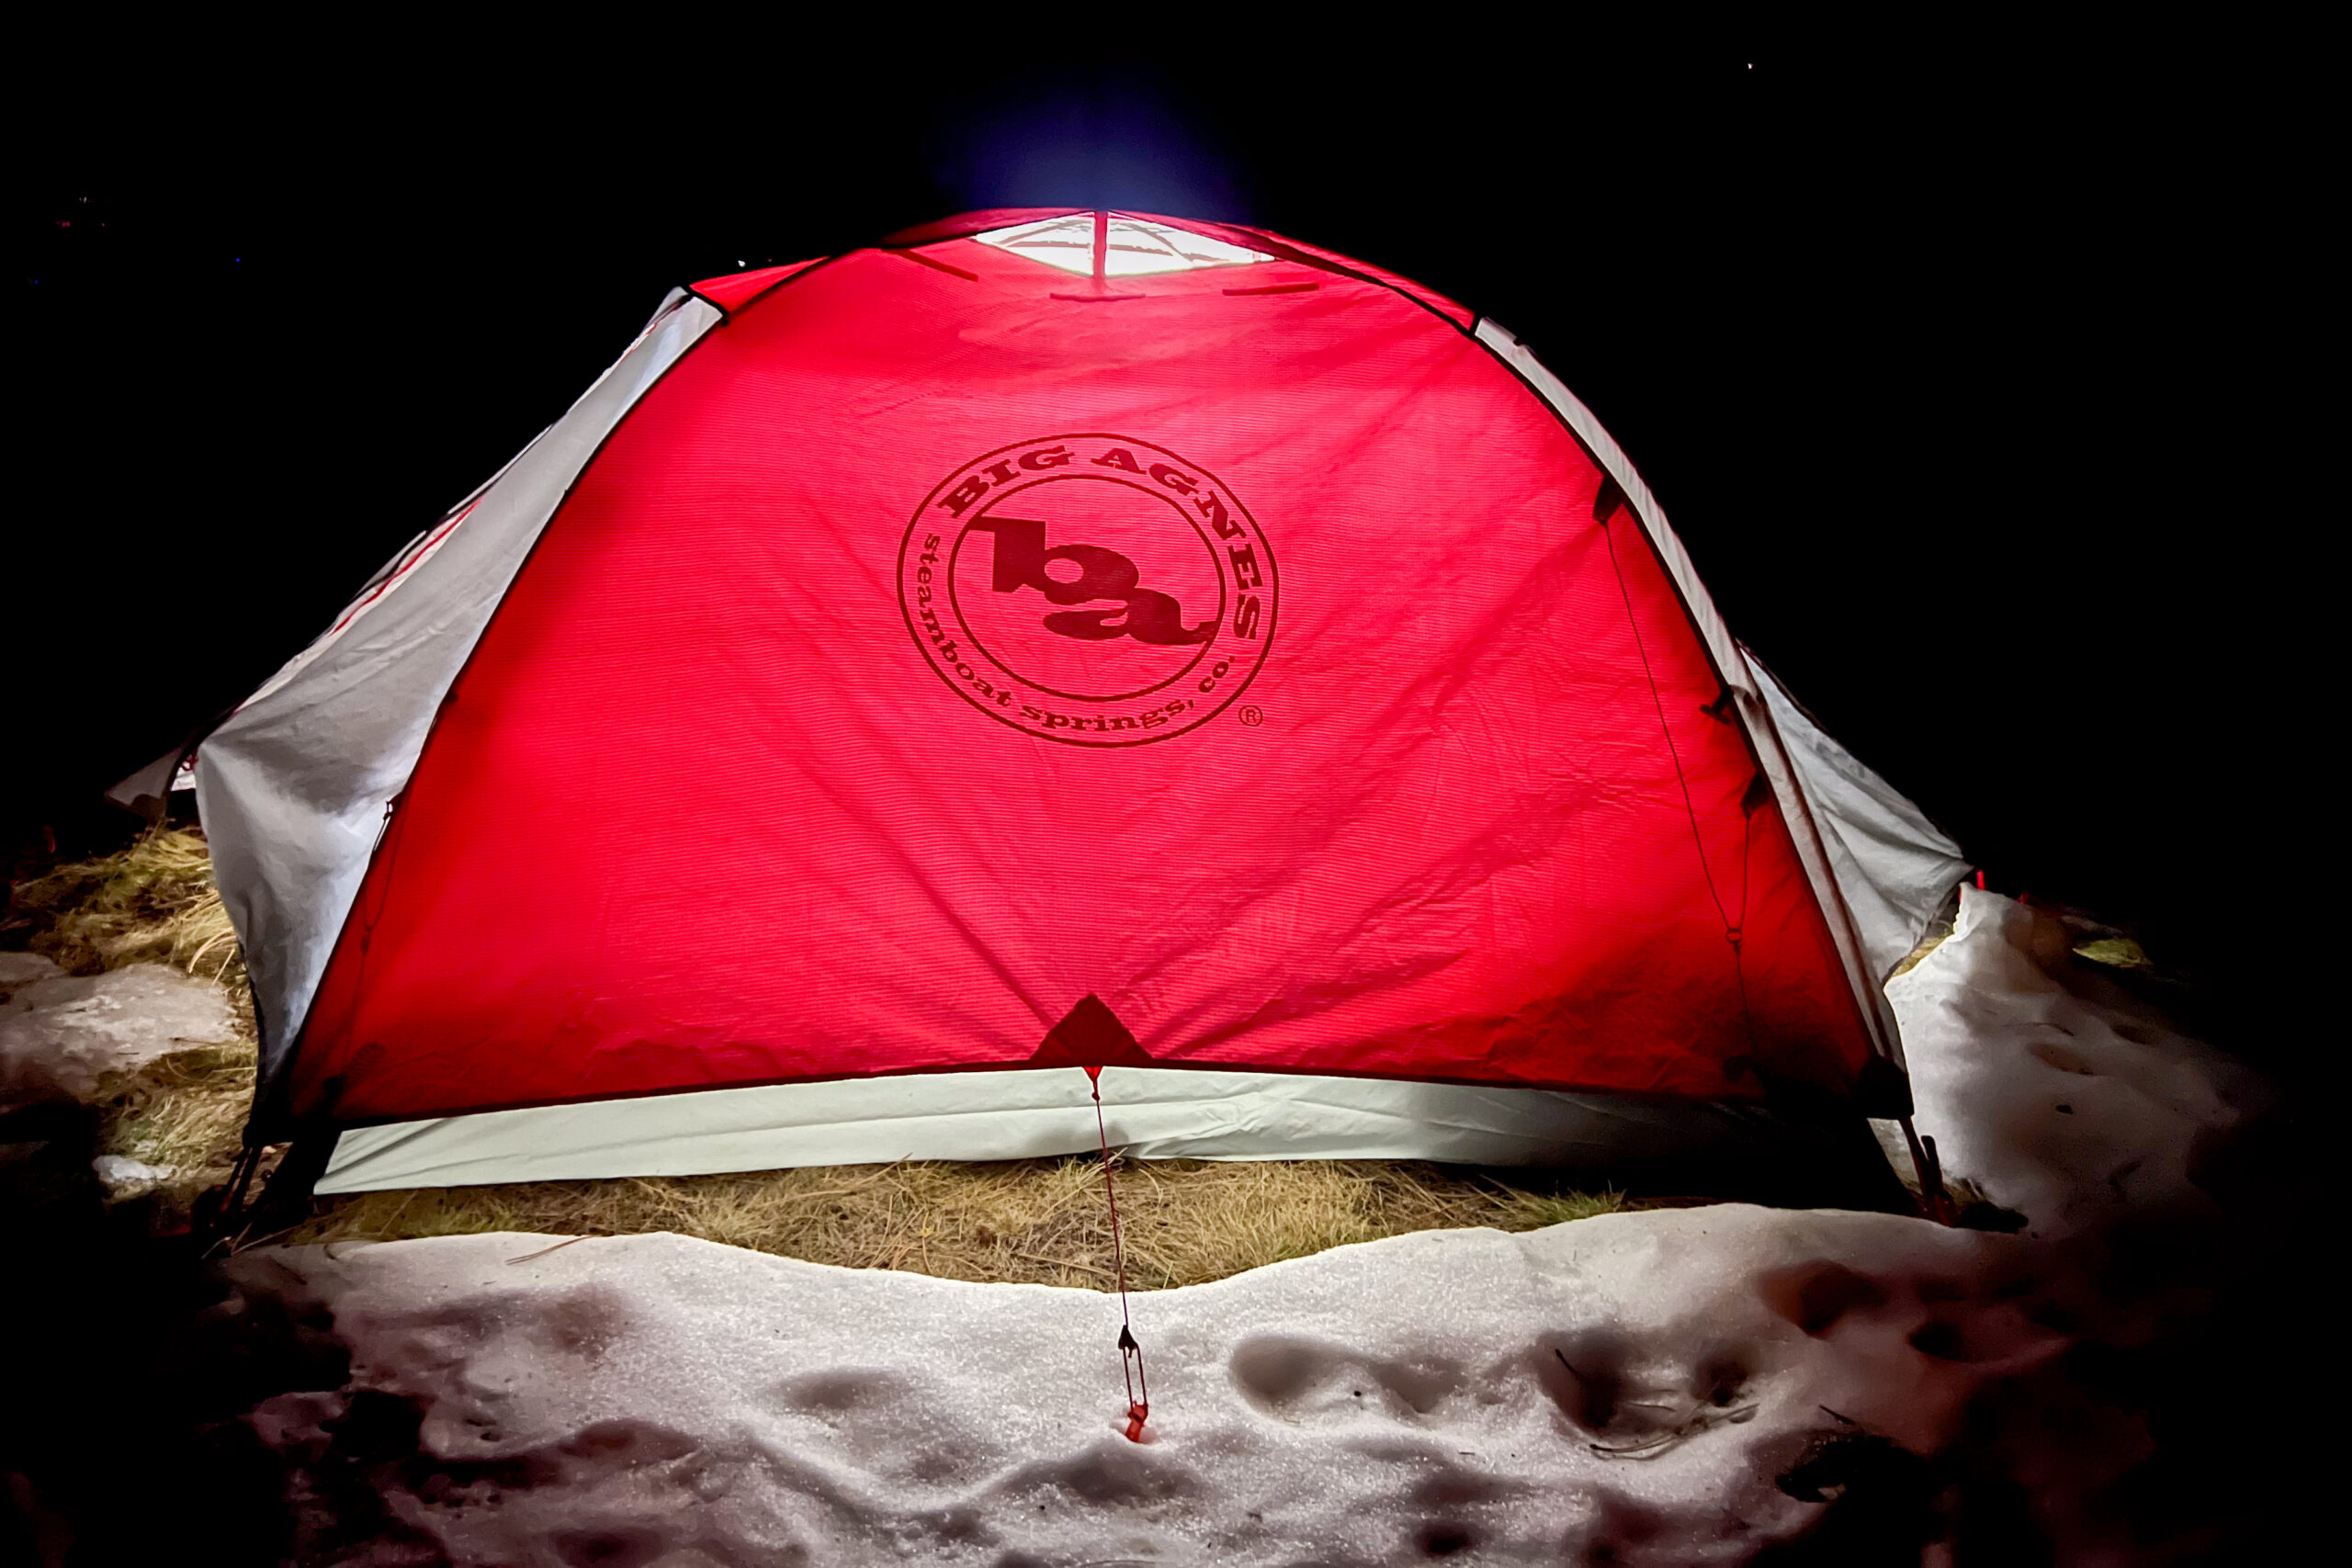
[[0, 949, 64, 998], [0, 961, 237, 1108], [92, 1154, 173, 1192], [1883, 887, 2256, 1235], [230, 1209, 2064, 1565]]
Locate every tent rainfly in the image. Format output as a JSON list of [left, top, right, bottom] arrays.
[[181, 211, 1969, 1197]]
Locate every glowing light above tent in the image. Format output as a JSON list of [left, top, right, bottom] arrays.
[[972, 214, 1272, 277]]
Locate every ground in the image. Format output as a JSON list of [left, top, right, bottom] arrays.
[[0, 829, 2317, 1563]]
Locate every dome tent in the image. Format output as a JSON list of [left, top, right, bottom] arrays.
[[189, 210, 1968, 1199]]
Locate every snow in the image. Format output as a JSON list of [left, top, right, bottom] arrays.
[[1880, 888, 2259, 1235], [234, 1210, 2058, 1565], [0, 950, 64, 993], [91, 1153, 173, 1191], [0, 959, 237, 1109], [204, 886, 2260, 1562]]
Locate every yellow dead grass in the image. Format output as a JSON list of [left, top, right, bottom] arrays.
[[6, 828, 259, 1195], [290, 1158, 1621, 1290], [10, 827, 247, 997], [97, 1043, 257, 1186], [2072, 935, 2153, 969]]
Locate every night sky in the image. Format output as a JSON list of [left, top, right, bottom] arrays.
[[12, 35, 2306, 1053]]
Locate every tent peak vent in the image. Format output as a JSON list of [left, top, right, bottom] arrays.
[[972, 214, 1271, 278]]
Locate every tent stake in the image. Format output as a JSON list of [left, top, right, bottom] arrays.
[[198, 1140, 265, 1248], [1897, 1117, 1956, 1224]]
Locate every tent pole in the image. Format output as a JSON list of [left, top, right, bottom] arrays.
[[1896, 1116, 1954, 1224], [195, 1140, 266, 1249]]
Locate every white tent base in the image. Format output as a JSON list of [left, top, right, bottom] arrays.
[[318, 1066, 1886, 1195]]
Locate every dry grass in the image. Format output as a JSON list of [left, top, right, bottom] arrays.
[[291, 1158, 1623, 1289], [2072, 936, 2153, 970], [7, 827, 251, 1017], [5, 828, 261, 1196], [96, 1043, 258, 1189]]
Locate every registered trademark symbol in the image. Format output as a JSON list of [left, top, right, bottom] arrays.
[[1238, 705, 1264, 728]]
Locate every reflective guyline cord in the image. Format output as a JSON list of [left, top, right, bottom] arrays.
[[1088, 1066, 1150, 1440]]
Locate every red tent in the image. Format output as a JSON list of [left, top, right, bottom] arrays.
[[190, 211, 1967, 1192]]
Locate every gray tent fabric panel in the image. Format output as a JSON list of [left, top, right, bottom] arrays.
[[319, 1067, 1793, 1191], [106, 745, 185, 821], [1743, 651, 1971, 986], [196, 291, 723, 1082]]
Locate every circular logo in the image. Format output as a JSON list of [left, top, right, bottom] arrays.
[[898, 434, 1277, 746]]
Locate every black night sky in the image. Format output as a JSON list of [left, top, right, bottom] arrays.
[[11, 33, 2311, 1058]]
